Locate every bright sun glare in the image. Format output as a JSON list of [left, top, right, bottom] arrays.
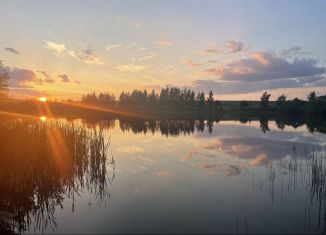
[[40, 116, 47, 122], [39, 97, 47, 102]]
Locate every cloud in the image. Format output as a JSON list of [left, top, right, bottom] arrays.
[[37, 70, 49, 78], [37, 71, 55, 84], [158, 39, 173, 46], [45, 41, 104, 65], [78, 46, 104, 65], [203, 40, 243, 55], [204, 48, 219, 55], [58, 74, 70, 83], [192, 49, 326, 94], [0, 62, 35, 88], [138, 54, 157, 62], [281, 46, 301, 57], [204, 51, 325, 82], [4, 47, 20, 54], [184, 58, 200, 68], [116, 63, 148, 73], [226, 40, 244, 53], [105, 43, 121, 51], [137, 47, 147, 52], [74, 80, 81, 84], [45, 41, 66, 53]]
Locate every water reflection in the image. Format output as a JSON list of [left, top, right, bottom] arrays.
[[0, 120, 114, 234], [1, 115, 326, 234], [80, 116, 326, 136]]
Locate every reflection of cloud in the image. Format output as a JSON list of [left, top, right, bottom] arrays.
[[203, 136, 322, 166], [201, 163, 220, 169], [4, 47, 20, 54], [250, 154, 268, 166], [182, 150, 199, 161], [224, 165, 241, 176], [156, 171, 171, 177], [118, 146, 145, 153]]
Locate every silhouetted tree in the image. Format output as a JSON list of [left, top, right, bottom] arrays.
[[260, 91, 271, 107], [148, 89, 159, 107], [206, 90, 214, 109], [196, 92, 206, 109], [0, 62, 9, 98], [276, 94, 287, 107]]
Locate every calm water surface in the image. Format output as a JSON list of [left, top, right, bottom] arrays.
[[1, 117, 326, 234]]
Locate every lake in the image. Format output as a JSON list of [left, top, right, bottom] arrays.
[[1, 116, 326, 234]]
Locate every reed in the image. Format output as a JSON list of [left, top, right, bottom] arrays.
[[0, 119, 114, 234]]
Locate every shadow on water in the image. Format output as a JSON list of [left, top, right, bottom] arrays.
[[0, 119, 114, 234]]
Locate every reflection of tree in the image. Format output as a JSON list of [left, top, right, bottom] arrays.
[[0, 120, 114, 234], [259, 118, 270, 133], [77, 116, 326, 137]]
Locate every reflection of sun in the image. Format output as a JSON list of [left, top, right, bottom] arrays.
[[39, 97, 47, 102], [40, 116, 47, 122]]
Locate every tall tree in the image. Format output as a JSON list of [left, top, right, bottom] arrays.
[[206, 90, 214, 109]]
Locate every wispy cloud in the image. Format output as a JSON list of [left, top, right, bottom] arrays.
[[37, 71, 55, 83], [116, 63, 148, 72], [45, 41, 104, 65], [138, 54, 157, 62], [105, 43, 122, 51], [226, 40, 244, 53], [137, 47, 147, 52], [45, 41, 66, 53], [58, 74, 70, 83], [158, 39, 173, 46], [183, 58, 200, 68], [4, 47, 20, 54]]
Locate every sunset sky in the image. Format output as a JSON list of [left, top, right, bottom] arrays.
[[0, 0, 325, 100]]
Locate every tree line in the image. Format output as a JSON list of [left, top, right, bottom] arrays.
[[81, 87, 220, 111], [81, 88, 326, 115], [255, 91, 326, 115]]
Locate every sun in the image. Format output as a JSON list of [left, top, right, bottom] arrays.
[[40, 116, 47, 122], [39, 97, 47, 102]]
